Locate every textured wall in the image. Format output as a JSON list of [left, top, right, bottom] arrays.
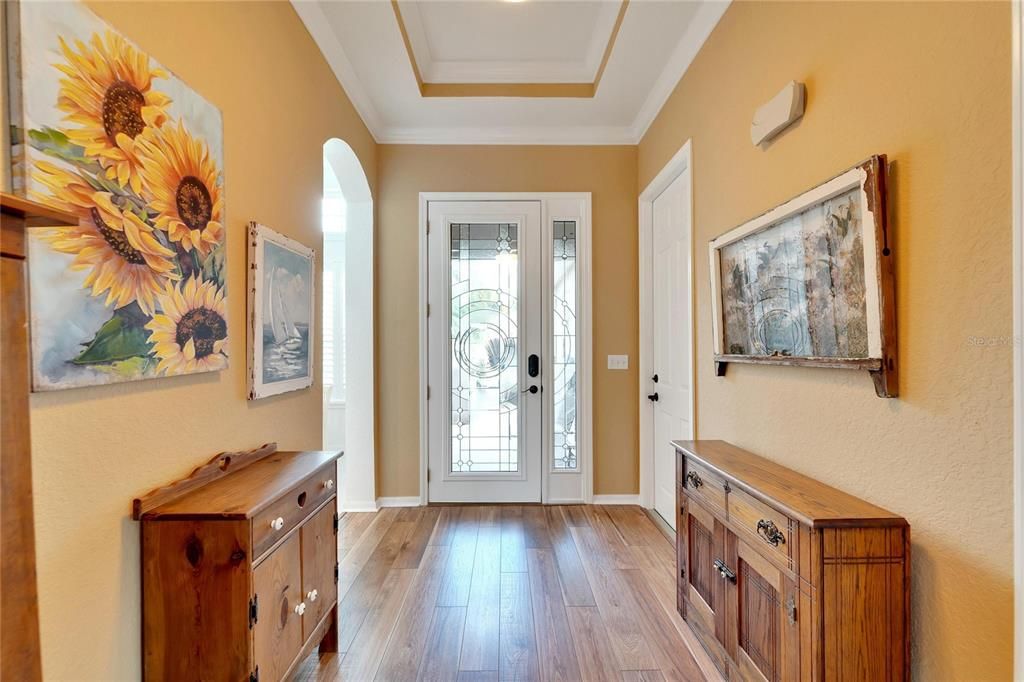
[[19, 2, 376, 679], [639, 2, 1012, 679], [377, 145, 639, 497]]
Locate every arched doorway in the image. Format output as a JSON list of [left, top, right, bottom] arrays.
[[322, 138, 375, 511]]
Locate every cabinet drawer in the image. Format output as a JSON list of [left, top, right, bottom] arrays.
[[681, 458, 728, 514], [253, 465, 336, 558], [728, 485, 793, 564]]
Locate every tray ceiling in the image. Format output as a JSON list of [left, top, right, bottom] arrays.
[[292, 0, 730, 144]]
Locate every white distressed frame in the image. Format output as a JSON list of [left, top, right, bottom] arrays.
[[708, 162, 883, 362], [419, 193, 593, 505], [248, 222, 316, 400], [638, 140, 696, 511]]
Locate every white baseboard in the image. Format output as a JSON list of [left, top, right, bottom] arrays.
[[340, 499, 379, 513], [376, 496, 421, 508], [592, 494, 641, 505], [546, 498, 585, 505]]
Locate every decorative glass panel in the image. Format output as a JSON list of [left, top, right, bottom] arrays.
[[553, 221, 577, 470], [450, 224, 519, 473]]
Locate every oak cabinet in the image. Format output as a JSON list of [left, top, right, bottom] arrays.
[[137, 447, 341, 682], [675, 440, 909, 682]]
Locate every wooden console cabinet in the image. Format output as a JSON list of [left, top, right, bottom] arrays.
[[135, 445, 342, 682], [674, 440, 910, 681]]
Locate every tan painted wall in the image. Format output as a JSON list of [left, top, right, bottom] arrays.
[[17, 2, 376, 679], [376, 145, 639, 497], [639, 2, 1012, 679]]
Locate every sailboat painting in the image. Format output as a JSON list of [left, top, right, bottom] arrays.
[[247, 222, 315, 399]]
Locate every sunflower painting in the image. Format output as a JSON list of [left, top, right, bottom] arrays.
[[6, 1, 226, 390]]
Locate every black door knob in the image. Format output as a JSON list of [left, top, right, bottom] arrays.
[[523, 385, 539, 394], [647, 392, 659, 402]]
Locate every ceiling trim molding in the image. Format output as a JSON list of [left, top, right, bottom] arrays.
[[395, 0, 625, 85], [292, 0, 731, 146], [628, 0, 731, 142], [291, 0, 383, 142], [378, 125, 637, 146], [392, 0, 628, 98]]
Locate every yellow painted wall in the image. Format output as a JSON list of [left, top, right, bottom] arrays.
[[18, 2, 376, 679], [376, 145, 639, 497], [639, 2, 1013, 679]]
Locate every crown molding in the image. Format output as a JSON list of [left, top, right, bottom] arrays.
[[395, 0, 622, 84], [628, 0, 730, 143], [377, 125, 637, 146], [292, 0, 731, 146], [291, 0, 383, 142]]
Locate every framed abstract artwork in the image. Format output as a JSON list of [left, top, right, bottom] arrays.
[[5, 0, 226, 391], [709, 155, 897, 397], [247, 222, 315, 400]]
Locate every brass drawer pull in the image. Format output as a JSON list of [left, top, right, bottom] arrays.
[[713, 558, 736, 583], [685, 471, 703, 489], [757, 519, 786, 546]]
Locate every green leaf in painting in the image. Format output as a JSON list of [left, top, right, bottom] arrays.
[[72, 305, 153, 365], [27, 127, 102, 174], [201, 243, 227, 288]]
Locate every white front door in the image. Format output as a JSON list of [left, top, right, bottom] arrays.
[[427, 201, 543, 502], [650, 170, 693, 529]]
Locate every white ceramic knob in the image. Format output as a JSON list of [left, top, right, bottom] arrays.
[[307, 589, 318, 602], [270, 516, 284, 531], [294, 601, 306, 616], [324, 479, 335, 490]]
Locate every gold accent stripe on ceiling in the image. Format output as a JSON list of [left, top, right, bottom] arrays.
[[391, 0, 629, 99]]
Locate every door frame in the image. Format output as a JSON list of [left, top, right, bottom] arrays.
[[638, 140, 696, 513], [418, 192, 594, 505], [1013, 1, 1023, 675]]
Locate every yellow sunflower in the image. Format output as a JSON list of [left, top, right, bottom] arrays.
[[146, 276, 228, 375], [32, 161, 179, 315], [136, 120, 223, 257], [55, 31, 171, 194]]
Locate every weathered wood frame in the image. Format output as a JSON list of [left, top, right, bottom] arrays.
[[709, 155, 897, 398], [247, 222, 316, 400]]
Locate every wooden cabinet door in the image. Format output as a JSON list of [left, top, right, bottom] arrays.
[[300, 500, 337, 639], [682, 498, 727, 645], [727, 535, 800, 682], [253, 532, 303, 682]]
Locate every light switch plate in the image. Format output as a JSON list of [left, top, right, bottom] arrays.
[[607, 354, 629, 370]]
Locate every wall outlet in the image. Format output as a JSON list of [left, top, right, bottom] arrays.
[[607, 354, 629, 370]]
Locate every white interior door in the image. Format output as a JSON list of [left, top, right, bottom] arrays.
[[649, 171, 692, 529], [427, 201, 543, 502]]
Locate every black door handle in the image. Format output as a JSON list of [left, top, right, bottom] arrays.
[[522, 385, 539, 394], [647, 392, 659, 402], [652, 374, 659, 383]]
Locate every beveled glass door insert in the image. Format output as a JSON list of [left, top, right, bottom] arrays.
[[449, 222, 520, 473], [427, 201, 542, 503]]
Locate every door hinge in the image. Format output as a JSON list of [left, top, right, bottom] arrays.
[[248, 595, 258, 629], [333, 511, 340, 535], [427, 385, 431, 400], [427, 468, 431, 483], [249, 666, 259, 682], [426, 221, 431, 235], [680, 567, 686, 579], [786, 596, 797, 625], [334, 561, 340, 584], [427, 303, 431, 317]]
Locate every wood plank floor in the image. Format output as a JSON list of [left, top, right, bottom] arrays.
[[294, 505, 720, 682]]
